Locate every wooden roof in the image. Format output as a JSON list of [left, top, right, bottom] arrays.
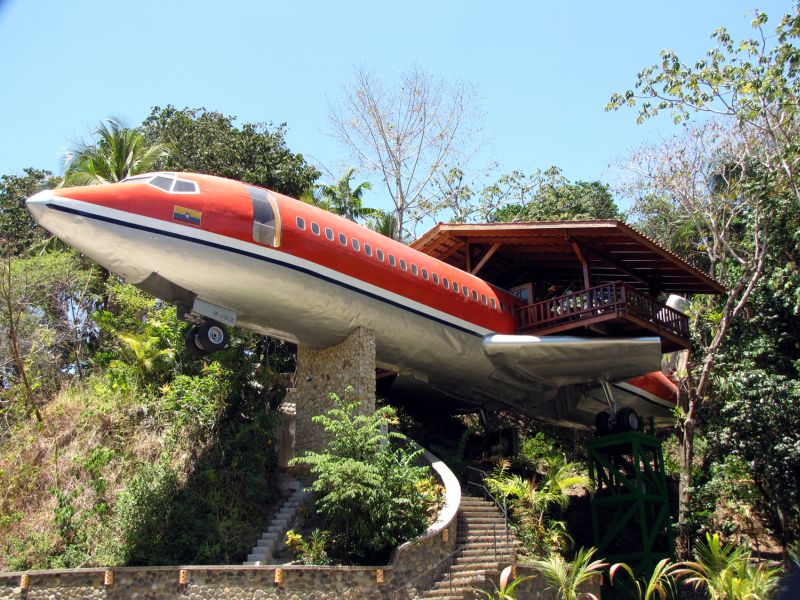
[[411, 220, 725, 295]]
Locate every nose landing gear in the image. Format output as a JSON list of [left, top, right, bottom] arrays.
[[185, 320, 230, 356]]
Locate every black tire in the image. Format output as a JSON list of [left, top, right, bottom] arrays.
[[614, 407, 640, 433], [196, 321, 229, 353], [184, 325, 210, 357], [595, 410, 612, 436]]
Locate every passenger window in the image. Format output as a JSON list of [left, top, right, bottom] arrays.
[[325, 227, 334, 241], [411, 264, 418, 276], [443, 277, 449, 288], [364, 244, 372, 257], [472, 290, 478, 301], [352, 239, 360, 251], [432, 273, 439, 285], [389, 255, 396, 267], [453, 282, 459, 293], [376, 249, 385, 261], [296, 216, 306, 230], [247, 186, 281, 247], [311, 223, 321, 236], [481, 294, 487, 305], [491, 298, 497, 309], [400, 259, 407, 271], [339, 233, 347, 246], [463, 286, 469, 297], [421, 268, 429, 280]]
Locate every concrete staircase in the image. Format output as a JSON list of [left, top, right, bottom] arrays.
[[421, 494, 516, 599], [243, 476, 309, 565]]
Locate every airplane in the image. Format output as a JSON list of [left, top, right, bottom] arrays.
[[26, 171, 689, 432]]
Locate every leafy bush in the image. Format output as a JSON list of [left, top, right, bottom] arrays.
[[286, 528, 331, 565], [291, 393, 439, 564]]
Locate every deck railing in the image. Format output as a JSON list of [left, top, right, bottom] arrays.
[[515, 281, 689, 341]]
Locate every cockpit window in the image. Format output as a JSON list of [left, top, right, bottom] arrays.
[[173, 179, 198, 193], [150, 175, 174, 191], [247, 185, 281, 247], [122, 172, 199, 194]]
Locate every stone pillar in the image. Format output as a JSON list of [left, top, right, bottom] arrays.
[[288, 327, 376, 457]]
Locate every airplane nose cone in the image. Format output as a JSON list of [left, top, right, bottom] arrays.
[[26, 189, 54, 223]]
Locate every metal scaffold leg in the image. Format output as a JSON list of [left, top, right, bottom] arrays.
[[587, 431, 674, 577]]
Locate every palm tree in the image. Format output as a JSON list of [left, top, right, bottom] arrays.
[[316, 168, 376, 221], [368, 210, 401, 240], [528, 546, 606, 600], [609, 558, 681, 600], [675, 532, 782, 600], [62, 118, 170, 186]]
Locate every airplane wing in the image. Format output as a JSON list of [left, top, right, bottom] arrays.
[[481, 334, 663, 388]]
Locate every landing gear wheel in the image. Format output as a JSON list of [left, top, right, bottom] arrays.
[[184, 325, 210, 357], [613, 407, 640, 433], [595, 410, 612, 436], [196, 321, 229, 353]]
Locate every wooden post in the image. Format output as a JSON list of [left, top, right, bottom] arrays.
[[375, 569, 385, 585], [274, 568, 284, 585], [570, 241, 591, 290], [178, 569, 189, 585], [104, 570, 114, 586], [19, 574, 29, 590], [442, 527, 449, 542]]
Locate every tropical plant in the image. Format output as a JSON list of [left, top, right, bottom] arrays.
[[317, 168, 376, 221], [609, 558, 681, 600], [527, 546, 606, 600], [475, 565, 534, 600], [290, 393, 438, 563], [485, 438, 592, 556], [675, 532, 782, 600], [62, 118, 170, 186], [368, 210, 401, 240]]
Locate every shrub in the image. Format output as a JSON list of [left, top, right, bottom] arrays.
[[291, 393, 438, 564]]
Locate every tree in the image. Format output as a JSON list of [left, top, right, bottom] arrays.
[[329, 66, 480, 237], [624, 121, 778, 554], [488, 167, 620, 222], [0, 168, 57, 255], [606, 8, 800, 208], [62, 118, 170, 186], [142, 106, 319, 198], [310, 168, 377, 221], [290, 394, 437, 563]]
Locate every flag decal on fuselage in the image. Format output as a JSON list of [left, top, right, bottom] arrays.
[[173, 205, 202, 226]]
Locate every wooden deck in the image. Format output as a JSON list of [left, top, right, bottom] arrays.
[[515, 281, 690, 352]]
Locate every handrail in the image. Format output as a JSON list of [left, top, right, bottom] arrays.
[[466, 466, 511, 551], [515, 281, 689, 340]]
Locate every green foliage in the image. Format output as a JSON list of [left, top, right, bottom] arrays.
[[62, 118, 170, 186], [305, 168, 376, 222], [675, 532, 782, 600], [161, 362, 231, 430], [609, 558, 680, 600], [527, 546, 606, 600], [476, 565, 534, 600], [486, 433, 591, 557], [0, 168, 57, 255], [142, 105, 319, 198], [291, 394, 438, 563], [488, 167, 620, 223], [285, 529, 331, 565]]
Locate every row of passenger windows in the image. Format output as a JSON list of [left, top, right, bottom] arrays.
[[296, 216, 499, 311]]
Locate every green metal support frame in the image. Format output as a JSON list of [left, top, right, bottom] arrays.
[[587, 431, 674, 575]]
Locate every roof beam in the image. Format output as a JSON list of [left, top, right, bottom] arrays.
[[577, 240, 652, 288], [471, 242, 502, 275]]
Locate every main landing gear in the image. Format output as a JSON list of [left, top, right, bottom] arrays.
[[595, 381, 640, 435], [185, 319, 230, 357]]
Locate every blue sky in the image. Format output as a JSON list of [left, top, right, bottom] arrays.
[[0, 0, 793, 215]]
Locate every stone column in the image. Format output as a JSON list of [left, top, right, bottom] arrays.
[[287, 327, 376, 458]]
